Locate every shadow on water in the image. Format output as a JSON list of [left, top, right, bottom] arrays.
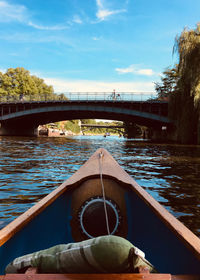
[[0, 136, 200, 236]]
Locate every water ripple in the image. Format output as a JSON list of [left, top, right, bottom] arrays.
[[1, 136, 200, 236]]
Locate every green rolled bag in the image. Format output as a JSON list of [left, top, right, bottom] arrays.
[[5, 235, 156, 273]]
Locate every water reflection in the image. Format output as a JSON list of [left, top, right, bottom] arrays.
[[0, 136, 200, 236], [119, 142, 200, 236]]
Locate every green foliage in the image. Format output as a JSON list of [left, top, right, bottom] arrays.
[[174, 24, 200, 100], [64, 120, 81, 134], [0, 67, 62, 102], [173, 24, 200, 143], [81, 119, 124, 135], [155, 23, 200, 144], [44, 119, 125, 136], [154, 66, 179, 100]]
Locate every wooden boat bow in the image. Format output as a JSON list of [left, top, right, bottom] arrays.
[[1, 148, 200, 278]]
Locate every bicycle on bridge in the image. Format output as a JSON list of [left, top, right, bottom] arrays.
[[107, 89, 121, 101]]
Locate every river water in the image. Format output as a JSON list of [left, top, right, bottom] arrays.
[[0, 135, 200, 237]]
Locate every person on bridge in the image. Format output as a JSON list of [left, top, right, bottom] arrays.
[[19, 93, 24, 101], [112, 89, 116, 100], [112, 89, 120, 100]]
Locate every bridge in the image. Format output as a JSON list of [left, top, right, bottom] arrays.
[[81, 124, 124, 129], [0, 92, 172, 138]]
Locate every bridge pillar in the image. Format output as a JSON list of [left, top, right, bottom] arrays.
[[0, 123, 38, 136], [149, 128, 166, 142], [124, 122, 142, 138], [149, 125, 177, 142]]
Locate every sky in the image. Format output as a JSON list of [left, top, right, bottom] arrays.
[[0, 0, 200, 93]]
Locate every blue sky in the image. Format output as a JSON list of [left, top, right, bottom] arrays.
[[0, 0, 200, 92]]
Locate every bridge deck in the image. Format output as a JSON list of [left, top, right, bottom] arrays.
[[0, 100, 168, 118]]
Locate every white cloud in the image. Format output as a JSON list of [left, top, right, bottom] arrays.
[[28, 21, 69, 31], [137, 69, 154, 76], [96, 0, 126, 21], [115, 65, 155, 76], [0, 0, 81, 30], [28, 15, 83, 31], [0, 1, 28, 22], [115, 65, 135, 74], [96, 0, 104, 9], [43, 77, 155, 93], [72, 15, 83, 24], [0, 32, 76, 47]]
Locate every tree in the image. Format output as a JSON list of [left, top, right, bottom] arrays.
[[173, 24, 200, 144], [155, 66, 178, 100], [0, 67, 54, 101], [155, 24, 200, 144], [174, 24, 200, 101], [64, 120, 81, 134]]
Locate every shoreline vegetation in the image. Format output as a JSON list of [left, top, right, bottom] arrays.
[[155, 23, 200, 144], [38, 119, 125, 138]]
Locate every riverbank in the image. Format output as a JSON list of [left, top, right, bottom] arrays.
[[38, 126, 122, 138], [38, 126, 76, 137]]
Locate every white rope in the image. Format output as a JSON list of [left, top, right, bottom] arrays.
[[99, 151, 111, 235]]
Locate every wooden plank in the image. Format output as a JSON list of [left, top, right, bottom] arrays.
[[3, 274, 171, 280], [137, 266, 150, 273], [3, 274, 199, 280], [171, 276, 200, 280]]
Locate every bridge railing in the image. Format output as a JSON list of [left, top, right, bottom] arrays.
[[64, 92, 157, 101], [0, 92, 159, 103]]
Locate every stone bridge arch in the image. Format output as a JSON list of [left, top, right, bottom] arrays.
[[0, 101, 172, 137]]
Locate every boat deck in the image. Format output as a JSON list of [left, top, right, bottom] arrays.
[[0, 274, 199, 280]]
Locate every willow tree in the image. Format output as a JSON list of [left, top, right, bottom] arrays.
[[173, 24, 200, 144]]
